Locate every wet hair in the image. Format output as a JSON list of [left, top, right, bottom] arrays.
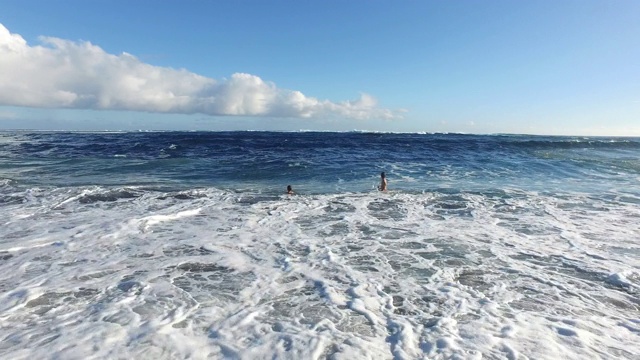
[[287, 185, 292, 192], [381, 172, 386, 178]]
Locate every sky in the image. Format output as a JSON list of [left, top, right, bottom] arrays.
[[0, 0, 639, 135]]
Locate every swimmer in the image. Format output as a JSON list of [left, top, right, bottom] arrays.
[[378, 172, 387, 191]]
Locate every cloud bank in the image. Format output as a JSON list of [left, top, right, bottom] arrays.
[[0, 23, 400, 120]]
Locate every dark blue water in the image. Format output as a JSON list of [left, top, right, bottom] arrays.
[[1, 131, 639, 195]]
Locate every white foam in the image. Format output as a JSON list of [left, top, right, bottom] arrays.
[[0, 186, 638, 359]]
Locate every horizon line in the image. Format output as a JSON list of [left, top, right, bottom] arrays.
[[0, 128, 638, 138]]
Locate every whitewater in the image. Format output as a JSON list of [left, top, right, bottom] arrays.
[[0, 131, 638, 359]]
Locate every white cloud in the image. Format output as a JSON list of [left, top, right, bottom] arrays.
[[0, 23, 401, 120]]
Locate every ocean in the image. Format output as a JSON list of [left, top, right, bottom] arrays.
[[0, 131, 638, 359]]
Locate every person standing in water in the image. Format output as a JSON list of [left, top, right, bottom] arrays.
[[287, 185, 295, 194], [378, 172, 387, 191]]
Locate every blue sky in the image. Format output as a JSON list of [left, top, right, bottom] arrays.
[[0, 0, 639, 135]]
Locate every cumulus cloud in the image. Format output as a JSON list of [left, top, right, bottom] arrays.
[[0, 23, 401, 120]]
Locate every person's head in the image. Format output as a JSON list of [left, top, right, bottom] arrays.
[[381, 172, 386, 179], [287, 185, 292, 192]]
